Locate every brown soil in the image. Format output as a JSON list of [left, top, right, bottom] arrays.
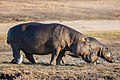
[[0, 0, 120, 23]]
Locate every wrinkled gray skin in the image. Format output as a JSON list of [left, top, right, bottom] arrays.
[[61, 37, 115, 64], [7, 22, 93, 65]]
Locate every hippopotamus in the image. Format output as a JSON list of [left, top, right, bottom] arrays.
[[60, 37, 115, 64], [87, 37, 115, 63], [7, 22, 93, 65]]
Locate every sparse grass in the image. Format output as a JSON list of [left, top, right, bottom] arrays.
[[85, 30, 120, 40]]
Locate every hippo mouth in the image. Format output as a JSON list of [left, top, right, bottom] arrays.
[[104, 56, 115, 63], [105, 58, 115, 63]]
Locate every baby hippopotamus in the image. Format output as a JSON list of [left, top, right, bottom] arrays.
[[60, 37, 115, 64], [87, 37, 115, 63]]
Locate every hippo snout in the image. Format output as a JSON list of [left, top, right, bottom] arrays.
[[105, 56, 115, 63], [110, 58, 116, 63]]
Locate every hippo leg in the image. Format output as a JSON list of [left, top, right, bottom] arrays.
[[23, 52, 36, 64], [11, 44, 23, 64], [50, 47, 61, 65], [89, 53, 98, 64], [61, 57, 65, 64], [82, 54, 90, 63], [50, 54, 54, 65], [56, 50, 66, 65]]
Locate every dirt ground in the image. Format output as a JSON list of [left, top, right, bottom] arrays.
[[0, 0, 120, 80], [0, 0, 120, 23]]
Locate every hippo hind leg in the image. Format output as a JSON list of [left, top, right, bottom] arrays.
[[23, 51, 36, 64], [11, 44, 23, 64]]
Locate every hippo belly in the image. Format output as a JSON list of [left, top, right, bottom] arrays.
[[20, 35, 54, 55]]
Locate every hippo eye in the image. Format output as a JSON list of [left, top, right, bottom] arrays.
[[105, 47, 108, 50]]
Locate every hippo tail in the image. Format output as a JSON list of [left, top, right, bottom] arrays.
[[7, 31, 10, 44], [7, 27, 13, 44]]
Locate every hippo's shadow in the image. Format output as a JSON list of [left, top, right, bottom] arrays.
[[2, 61, 101, 66], [61, 63, 77, 66], [1, 61, 51, 66], [22, 62, 51, 66], [22, 62, 78, 66], [38, 62, 52, 66], [2, 61, 11, 64]]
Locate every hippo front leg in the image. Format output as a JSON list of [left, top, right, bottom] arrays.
[[50, 47, 61, 65], [56, 50, 66, 65], [89, 53, 98, 64], [83, 53, 98, 64], [11, 44, 23, 64]]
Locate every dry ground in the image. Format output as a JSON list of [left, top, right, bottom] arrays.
[[0, 0, 120, 23], [0, 0, 120, 80]]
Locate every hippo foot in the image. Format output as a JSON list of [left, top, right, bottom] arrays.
[[56, 63, 61, 65], [30, 61, 36, 64], [10, 58, 23, 64], [50, 62, 57, 66], [11, 55, 23, 64], [10, 59, 20, 64]]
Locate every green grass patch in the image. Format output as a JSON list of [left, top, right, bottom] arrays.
[[85, 30, 120, 40]]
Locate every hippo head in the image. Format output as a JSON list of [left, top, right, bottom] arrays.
[[99, 47, 115, 63], [81, 50, 98, 63], [76, 37, 92, 56], [71, 37, 96, 62]]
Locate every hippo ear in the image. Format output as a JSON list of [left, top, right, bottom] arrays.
[[81, 37, 90, 44], [105, 47, 108, 50]]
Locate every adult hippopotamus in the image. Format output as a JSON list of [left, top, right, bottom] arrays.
[[7, 22, 93, 65], [60, 37, 115, 64]]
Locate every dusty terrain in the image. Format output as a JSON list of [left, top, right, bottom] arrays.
[[0, 0, 120, 23], [0, 0, 120, 80]]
